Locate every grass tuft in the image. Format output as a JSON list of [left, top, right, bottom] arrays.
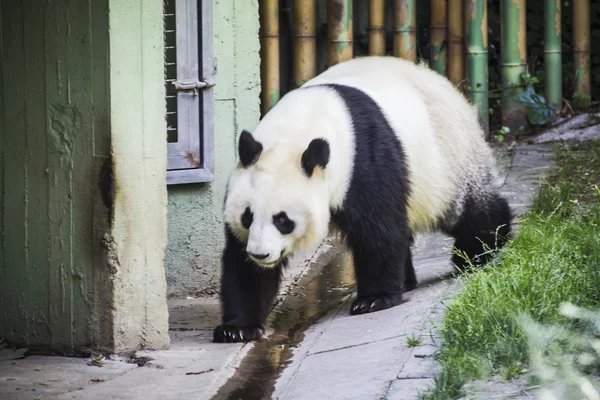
[[420, 140, 600, 399], [406, 335, 422, 348]]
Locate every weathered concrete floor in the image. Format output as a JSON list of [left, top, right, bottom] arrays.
[[0, 242, 331, 400], [0, 144, 555, 400]]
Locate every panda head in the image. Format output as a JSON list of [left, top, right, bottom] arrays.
[[224, 130, 331, 268]]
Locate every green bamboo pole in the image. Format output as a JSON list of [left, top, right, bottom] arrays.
[[500, 0, 528, 131], [328, 0, 353, 67], [368, 0, 386, 56], [293, 0, 317, 87], [430, 0, 447, 75], [447, 0, 465, 86], [573, 0, 591, 98], [464, 0, 489, 137], [260, 0, 280, 116], [544, 0, 562, 107], [393, 0, 417, 62]]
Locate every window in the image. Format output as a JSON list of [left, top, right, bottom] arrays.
[[164, 0, 215, 185]]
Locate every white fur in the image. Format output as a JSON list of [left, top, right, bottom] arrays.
[[224, 56, 499, 267]]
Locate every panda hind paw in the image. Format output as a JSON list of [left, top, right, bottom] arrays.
[[213, 324, 265, 343], [350, 293, 404, 315], [403, 282, 418, 292]]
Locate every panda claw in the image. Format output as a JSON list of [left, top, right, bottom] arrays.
[[213, 324, 264, 343], [350, 294, 403, 315]]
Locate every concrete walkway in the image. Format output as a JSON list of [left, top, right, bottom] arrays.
[[272, 144, 555, 400], [0, 242, 330, 400], [0, 144, 555, 400]]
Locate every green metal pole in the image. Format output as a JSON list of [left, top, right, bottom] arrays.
[[430, 0, 447, 75], [465, 0, 489, 137], [544, 0, 562, 107], [501, 0, 528, 131]]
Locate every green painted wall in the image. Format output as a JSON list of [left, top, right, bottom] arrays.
[[0, 0, 169, 354], [0, 0, 111, 353], [165, 0, 262, 298]]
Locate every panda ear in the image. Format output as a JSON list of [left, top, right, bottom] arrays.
[[238, 130, 263, 168], [301, 138, 330, 177]]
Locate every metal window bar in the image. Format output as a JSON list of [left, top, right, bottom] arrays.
[[164, 1, 178, 144], [165, 0, 215, 185]]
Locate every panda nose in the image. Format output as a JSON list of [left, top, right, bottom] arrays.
[[248, 252, 270, 260]]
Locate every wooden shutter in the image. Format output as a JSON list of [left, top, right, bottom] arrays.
[[164, 0, 215, 185]]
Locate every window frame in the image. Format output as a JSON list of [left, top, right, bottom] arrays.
[[165, 0, 215, 185]]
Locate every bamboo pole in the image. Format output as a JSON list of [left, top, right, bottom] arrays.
[[447, 0, 464, 86], [465, 0, 489, 136], [328, 0, 353, 67], [573, 0, 590, 97], [392, 0, 417, 61], [430, 0, 448, 76], [293, 0, 317, 87], [368, 0, 386, 56], [544, 0, 562, 107], [500, 0, 528, 131], [260, 0, 280, 116]]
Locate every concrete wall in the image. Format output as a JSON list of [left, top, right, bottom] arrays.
[[165, 0, 262, 298], [0, 0, 169, 354], [107, 0, 170, 352]]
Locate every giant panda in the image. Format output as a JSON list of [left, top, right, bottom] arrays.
[[213, 56, 512, 343]]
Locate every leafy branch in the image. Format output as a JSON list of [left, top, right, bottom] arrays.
[[513, 73, 560, 125]]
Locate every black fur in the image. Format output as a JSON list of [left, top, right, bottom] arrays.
[[213, 224, 285, 343], [241, 207, 253, 229], [273, 211, 295, 234], [318, 84, 414, 315], [443, 191, 513, 271], [238, 130, 263, 168], [301, 138, 331, 177], [403, 234, 418, 291]]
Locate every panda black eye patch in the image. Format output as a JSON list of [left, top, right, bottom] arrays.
[[273, 212, 295, 235], [241, 207, 253, 229]]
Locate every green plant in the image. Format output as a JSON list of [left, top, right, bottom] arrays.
[[420, 140, 600, 399], [513, 73, 560, 125], [406, 335, 422, 348], [521, 303, 600, 399], [572, 92, 592, 112], [494, 126, 510, 142]]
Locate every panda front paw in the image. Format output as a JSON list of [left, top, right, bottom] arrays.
[[350, 293, 403, 315], [213, 324, 265, 343]]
